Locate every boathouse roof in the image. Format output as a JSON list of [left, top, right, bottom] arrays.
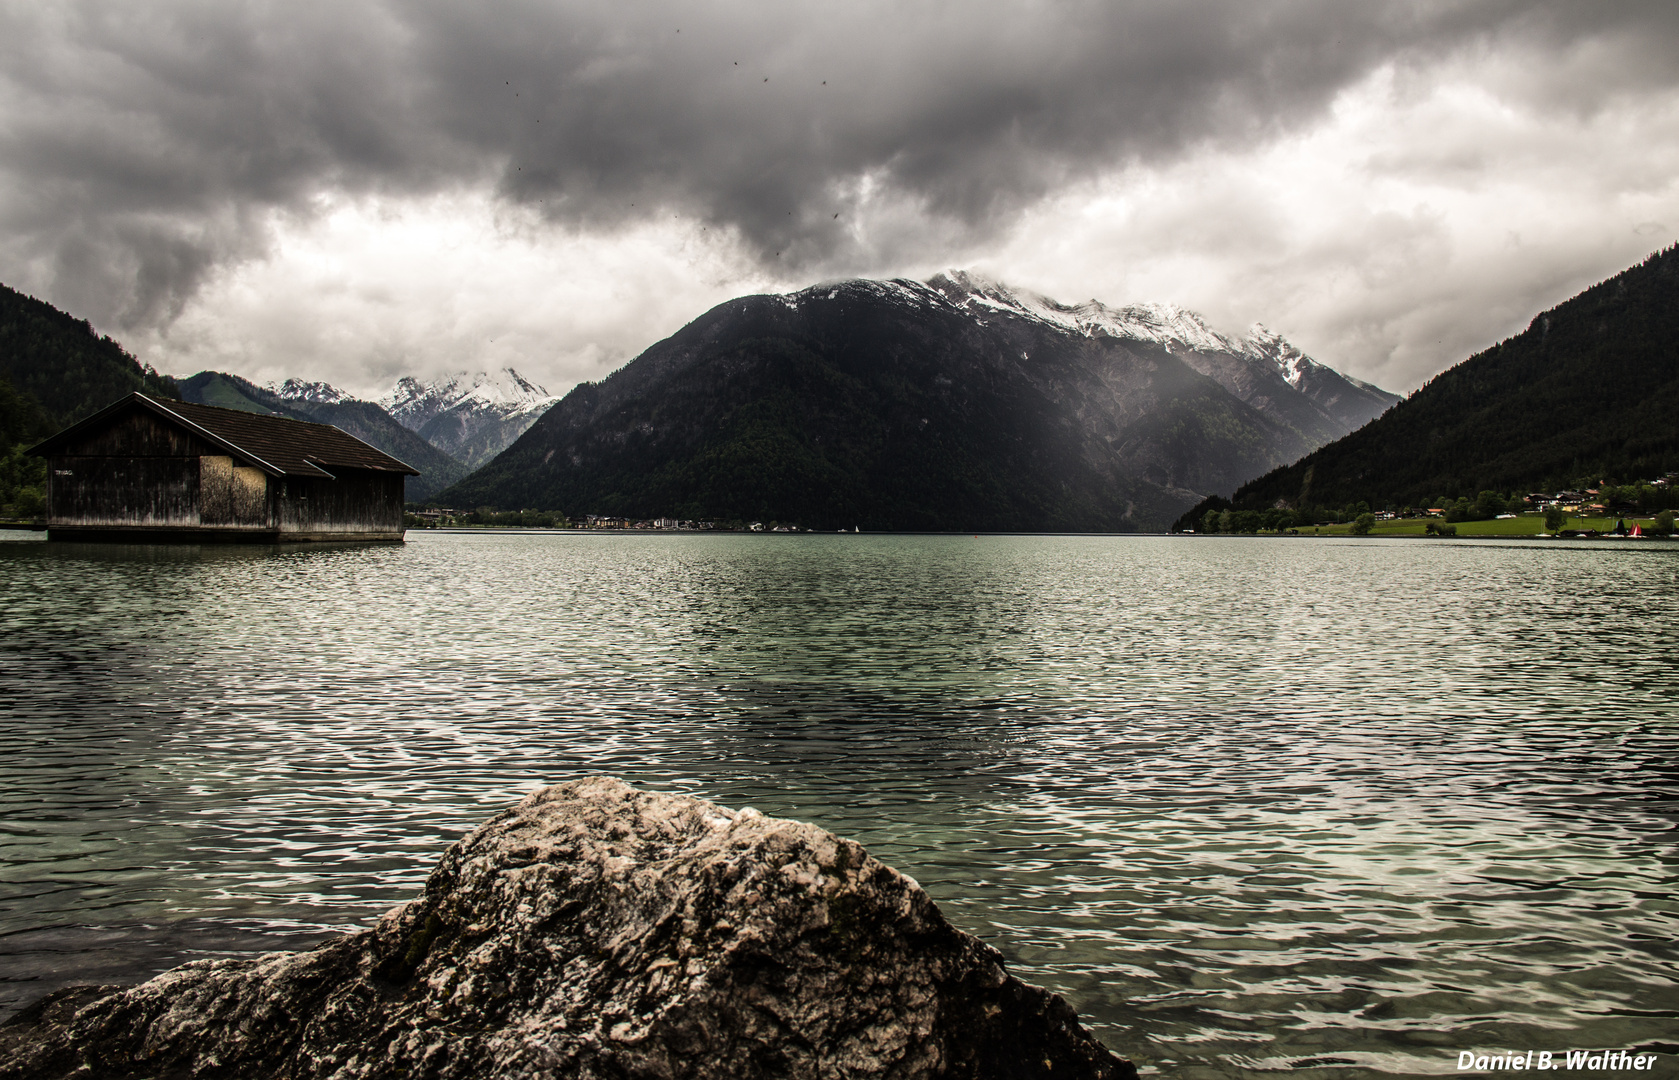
[[28, 392, 420, 479]]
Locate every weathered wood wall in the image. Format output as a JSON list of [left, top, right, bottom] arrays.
[[48, 456, 201, 527], [46, 411, 217, 527], [277, 470, 404, 536]]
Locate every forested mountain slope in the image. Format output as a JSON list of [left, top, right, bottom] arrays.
[[0, 284, 180, 427], [1, 284, 181, 517], [442, 277, 1389, 531], [1174, 245, 1679, 527]]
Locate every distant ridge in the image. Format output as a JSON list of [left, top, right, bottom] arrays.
[[265, 378, 355, 405], [440, 274, 1397, 531], [1173, 245, 1679, 527]]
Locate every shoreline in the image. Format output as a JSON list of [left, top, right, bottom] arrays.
[[4, 524, 1673, 541]]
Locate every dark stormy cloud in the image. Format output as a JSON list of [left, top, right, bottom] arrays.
[[2, 1, 1677, 395]]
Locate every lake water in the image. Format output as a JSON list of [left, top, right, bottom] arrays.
[[1, 531, 1675, 1077]]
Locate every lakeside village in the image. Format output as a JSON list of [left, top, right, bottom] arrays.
[[1193, 474, 1679, 537], [405, 475, 1679, 537], [405, 509, 819, 532]]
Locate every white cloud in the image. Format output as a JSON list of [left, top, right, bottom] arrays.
[[100, 42, 1679, 400], [983, 64, 1679, 391], [138, 192, 788, 399]]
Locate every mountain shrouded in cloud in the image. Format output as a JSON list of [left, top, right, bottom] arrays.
[[1, 2, 1677, 398]]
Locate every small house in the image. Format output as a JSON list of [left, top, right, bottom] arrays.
[[28, 392, 419, 543]]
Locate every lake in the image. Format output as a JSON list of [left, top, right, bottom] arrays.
[[1, 531, 1675, 1077]]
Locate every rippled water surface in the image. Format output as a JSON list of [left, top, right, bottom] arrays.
[[1, 531, 1675, 1076]]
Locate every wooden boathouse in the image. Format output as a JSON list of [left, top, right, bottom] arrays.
[[28, 392, 419, 542]]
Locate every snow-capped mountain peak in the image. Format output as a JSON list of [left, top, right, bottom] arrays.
[[267, 378, 355, 404], [458, 369, 552, 411], [920, 270, 1398, 432], [379, 368, 560, 468], [926, 271, 1246, 355], [381, 368, 553, 419], [1242, 323, 1320, 390]]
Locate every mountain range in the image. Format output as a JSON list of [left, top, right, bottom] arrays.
[[173, 368, 556, 501], [1175, 244, 1679, 526], [377, 370, 557, 469], [167, 368, 556, 502], [2, 270, 1400, 528], [439, 274, 1397, 530], [928, 272, 1397, 443]]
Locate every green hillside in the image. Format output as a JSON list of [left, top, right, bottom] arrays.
[[176, 371, 280, 414], [0, 283, 181, 518], [1174, 245, 1679, 529]]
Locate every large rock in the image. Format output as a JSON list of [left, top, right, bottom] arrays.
[[1, 777, 1137, 1079]]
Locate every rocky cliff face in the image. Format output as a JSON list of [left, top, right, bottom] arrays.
[[0, 777, 1136, 1080]]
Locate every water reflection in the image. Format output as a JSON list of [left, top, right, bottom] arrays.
[[0, 534, 1674, 1077]]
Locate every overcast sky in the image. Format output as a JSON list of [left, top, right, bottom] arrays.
[[2, 1, 1676, 399]]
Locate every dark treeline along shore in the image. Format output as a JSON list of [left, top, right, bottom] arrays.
[[1176, 245, 1679, 531]]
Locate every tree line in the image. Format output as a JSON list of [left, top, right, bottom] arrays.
[[1192, 488, 1674, 535]]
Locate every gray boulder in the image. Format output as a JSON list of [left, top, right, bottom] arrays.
[[1, 777, 1137, 1079]]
